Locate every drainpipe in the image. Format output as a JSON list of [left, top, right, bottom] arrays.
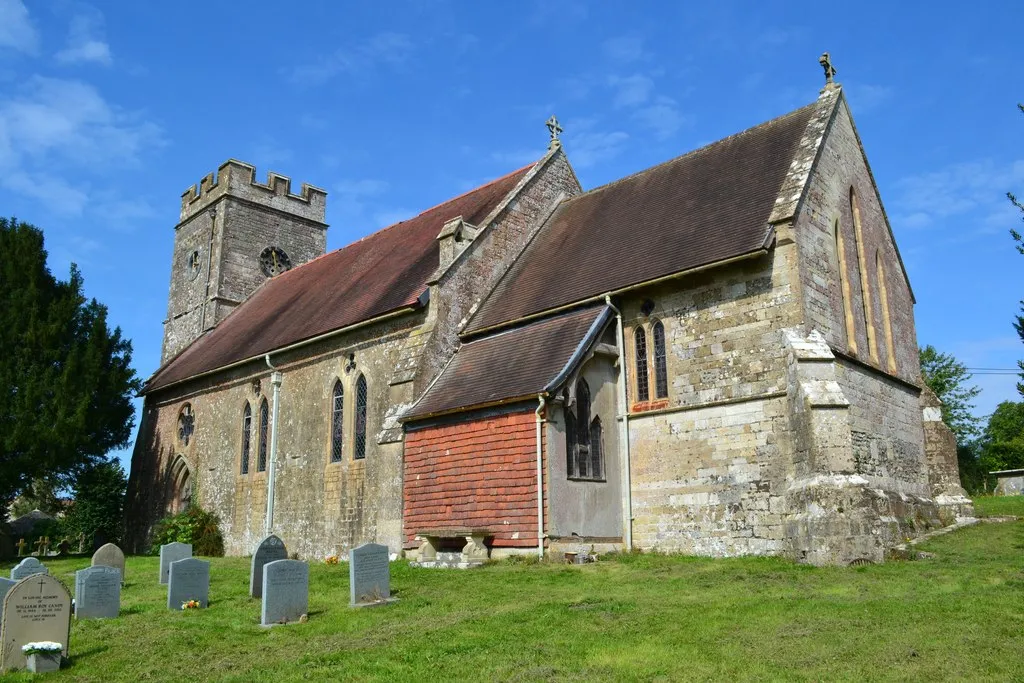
[[605, 294, 632, 551], [264, 354, 283, 536], [535, 394, 546, 559]]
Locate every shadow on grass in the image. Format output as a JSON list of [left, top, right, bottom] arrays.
[[66, 644, 110, 665]]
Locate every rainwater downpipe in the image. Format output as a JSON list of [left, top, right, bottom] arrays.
[[604, 294, 632, 551], [535, 394, 546, 559], [264, 354, 283, 536]]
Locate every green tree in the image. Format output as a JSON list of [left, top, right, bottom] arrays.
[[979, 400, 1024, 474], [63, 460, 127, 544], [0, 217, 141, 519], [919, 345, 982, 443]]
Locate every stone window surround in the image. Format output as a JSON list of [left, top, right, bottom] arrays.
[[565, 378, 605, 481], [630, 319, 670, 413], [240, 401, 252, 475], [329, 378, 344, 464]]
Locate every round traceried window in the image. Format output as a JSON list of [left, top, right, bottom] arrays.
[[178, 403, 195, 446], [259, 246, 291, 276]]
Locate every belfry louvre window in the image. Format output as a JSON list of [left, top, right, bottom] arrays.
[[634, 327, 650, 402], [257, 398, 269, 472], [354, 375, 368, 460], [331, 380, 344, 463], [240, 403, 251, 475], [652, 320, 668, 399], [566, 379, 603, 480]]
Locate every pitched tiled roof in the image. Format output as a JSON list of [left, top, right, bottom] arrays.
[[405, 305, 610, 420], [465, 100, 819, 334], [145, 164, 535, 393]]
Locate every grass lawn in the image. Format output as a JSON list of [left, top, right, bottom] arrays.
[[972, 494, 1024, 518], [3, 517, 1023, 682]]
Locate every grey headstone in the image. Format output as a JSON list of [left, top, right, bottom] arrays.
[[0, 574, 72, 671], [349, 543, 390, 606], [167, 558, 209, 610], [74, 566, 121, 620], [91, 543, 126, 583], [10, 557, 47, 581], [159, 542, 192, 584], [250, 534, 288, 598], [260, 559, 308, 626], [0, 578, 15, 623]]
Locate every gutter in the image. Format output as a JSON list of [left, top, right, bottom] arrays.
[[264, 354, 283, 536], [535, 394, 547, 559], [604, 294, 632, 551]]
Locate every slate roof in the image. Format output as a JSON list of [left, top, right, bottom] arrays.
[[145, 163, 535, 393], [405, 305, 610, 420], [465, 100, 819, 334]]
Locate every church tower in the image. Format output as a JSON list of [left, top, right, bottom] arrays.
[[161, 160, 328, 363]]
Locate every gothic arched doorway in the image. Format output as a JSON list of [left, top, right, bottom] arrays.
[[168, 455, 193, 514]]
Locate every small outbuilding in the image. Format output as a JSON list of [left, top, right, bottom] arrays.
[[991, 469, 1024, 496]]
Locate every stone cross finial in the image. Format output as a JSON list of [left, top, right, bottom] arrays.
[[819, 52, 837, 88], [546, 115, 563, 149], [16, 538, 26, 556]]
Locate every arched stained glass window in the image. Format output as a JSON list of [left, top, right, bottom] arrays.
[[241, 403, 251, 475], [566, 379, 603, 480], [257, 398, 269, 472], [331, 380, 344, 463], [178, 403, 194, 446], [652, 321, 668, 399], [634, 327, 649, 402], [354, 375, 368, 460]]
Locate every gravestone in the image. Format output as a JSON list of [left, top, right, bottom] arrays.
[[159, 542, 192, 584], [167, 558, 209, 610], [260, 559, 308, 626], [0, 574, 72, 671], [74, 566, 121, 620], [10, 557, 47, 581], [92, 543, 126, 583], [349, 543, 392, 606], [0, 578, 15, 622], [250, 534, 288, 599]]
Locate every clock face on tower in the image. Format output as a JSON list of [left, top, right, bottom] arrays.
[[259, 246, 291, 276]]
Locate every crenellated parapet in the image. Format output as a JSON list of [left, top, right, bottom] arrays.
[[179, 159, 327, 224]]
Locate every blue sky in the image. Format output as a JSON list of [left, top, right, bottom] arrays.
[[1, 0, 1022, 471]]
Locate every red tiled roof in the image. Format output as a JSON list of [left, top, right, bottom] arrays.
[[405, 305, 609, 420], [145, 164, 535, 392], [465, 101, 818, 334]]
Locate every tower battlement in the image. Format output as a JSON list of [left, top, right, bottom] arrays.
[[179, 159, 327, 224]]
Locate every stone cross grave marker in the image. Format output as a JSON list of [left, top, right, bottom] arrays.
[[261, 559, 308, 626], [15, 539, 26, 557], [167, 558, 209, 610], [74, 566, 121, 620], [10, 557, 47, 581], [349, 543, 391, 606], [92, 543, 126, 583], [0, 578, 14, 623], [159, 542, 192, 585], [250, 534, 288, 599], [0, 574, 72, 671]]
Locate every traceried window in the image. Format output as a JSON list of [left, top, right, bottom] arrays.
[[257, 398, 269, 472], [240, 403, 251, 475], [652, 320, 668, 399], [634, 327, 649, 402], [566, 379, 603, 480], [354, 375, 368, 460], [177, 404, 195, 446], [331, 380, 344, 463]]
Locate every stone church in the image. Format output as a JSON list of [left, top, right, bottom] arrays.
[[125, 70, 972, 566]]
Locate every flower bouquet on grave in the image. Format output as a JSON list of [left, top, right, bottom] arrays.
[[325, 555, 339, 565], [22, 641, 62, 673], [182, 599, 201, 610]]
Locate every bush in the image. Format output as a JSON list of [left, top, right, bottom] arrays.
[[150, 506, 224, 556]]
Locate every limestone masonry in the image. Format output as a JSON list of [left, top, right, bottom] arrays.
[[126, 79, 972, 566]]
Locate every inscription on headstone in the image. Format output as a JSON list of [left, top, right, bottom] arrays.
[[261, 559, 308, 626], [10, 557, 47, 581], [349, 543, 391, 606], [92, 543, 126, 583], [0, 578, 15, 623], [0, 574, 72, 671], [250, 534, 288, 599], [74, 566, 121, 620], [167, 558, 209, 610], [159, 542, 192, 585]]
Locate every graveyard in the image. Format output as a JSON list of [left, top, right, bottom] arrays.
[[0, 502, 1022, 681]]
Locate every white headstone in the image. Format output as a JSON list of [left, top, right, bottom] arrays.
[[159, 542, 192, 585], [74, 566, 121, 620], [0, 574, 72, 671], [261, 559, 308, 626], [349, 543, 390, 606], [167, 558, 209, 610], [10, 557, 47, 581], [250, 534, 288, 598], [91, 543, 126, 583]]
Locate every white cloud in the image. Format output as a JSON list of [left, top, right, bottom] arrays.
[[0, 0, 38, 54], [332, 178, 390, 219], [609, 74, 653, 108], [603, 34, 645, 64], [286, 32, 413, 86], [55, 6, 113, 66], [633, 97, 687, 140], [564, 120, 629, 169]]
